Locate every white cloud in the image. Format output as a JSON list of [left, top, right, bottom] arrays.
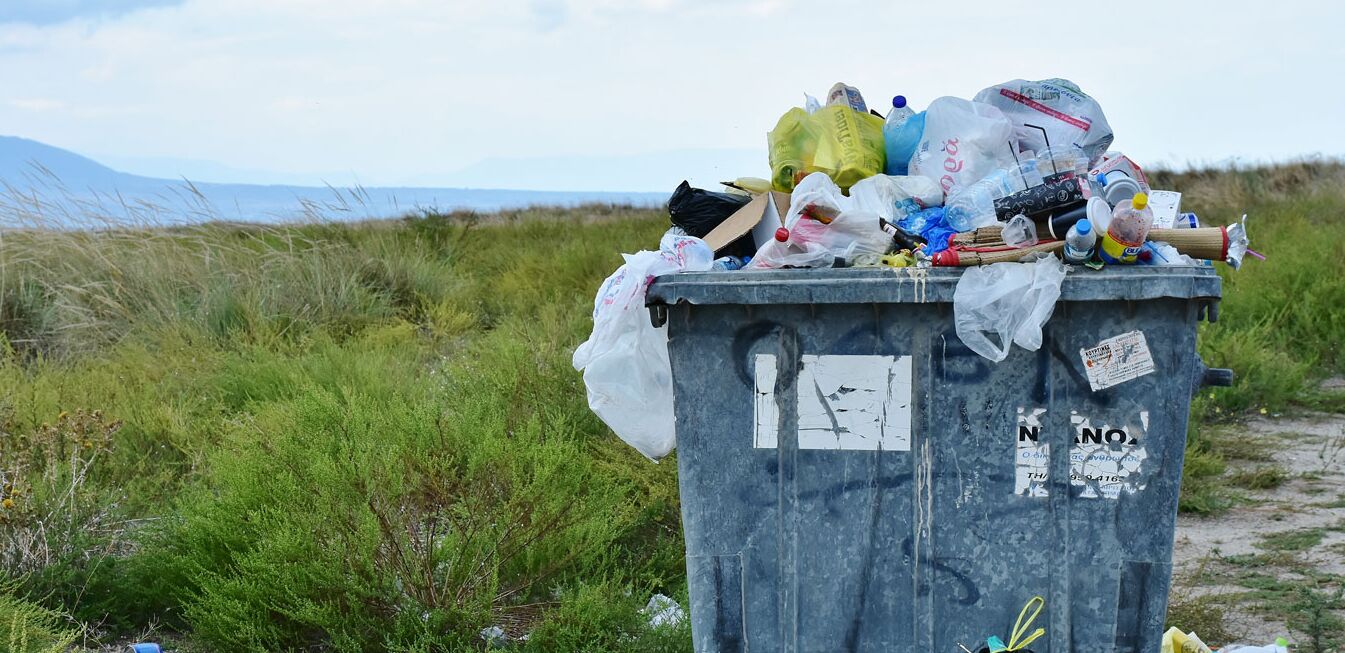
[[8, 98, 66, 111], [0, 0, 1339, 189]]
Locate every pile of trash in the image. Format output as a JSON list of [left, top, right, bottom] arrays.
[[574, 77, 1258, 460], [696, 79, 1250, 275]]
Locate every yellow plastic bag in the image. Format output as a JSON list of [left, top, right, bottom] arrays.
[[767, 107, 818, 192], [809, 105, 886, 192], [767, 106, 885, 193], [1161, 627, 1214, 653]]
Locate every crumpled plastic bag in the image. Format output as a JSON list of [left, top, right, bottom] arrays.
[[747, 172, 894, 269], [1221, 639, 1289, 653], [667, 180, 750, 238], [572, 234, 714, 459], [1161, 627, 1214, 653], [1002, 214, 1039, 248], [953, 256, 1067, 362], [974, 78, 1114, 166], [847, 173, 943, 221], [908, 96, 1017, 197]]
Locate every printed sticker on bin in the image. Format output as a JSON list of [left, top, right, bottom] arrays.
[[1080, 330, 1156, 392], [754, 353, 912, 451]]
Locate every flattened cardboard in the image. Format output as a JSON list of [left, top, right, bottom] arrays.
[[702, 190, 790, 254]]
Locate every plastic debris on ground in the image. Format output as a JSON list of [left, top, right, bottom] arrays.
[[642, 593, 686, 629], [1220, 639, 1290, 653], [479, 625, 507, 647], [1162, 627, 1215, 653]]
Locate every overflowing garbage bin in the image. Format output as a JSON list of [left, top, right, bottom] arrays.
[[570, 74, 1257, 652], [645, 266, 1231, 653]]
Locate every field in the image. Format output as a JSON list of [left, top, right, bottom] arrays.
[[1, 161, 1344, 651]]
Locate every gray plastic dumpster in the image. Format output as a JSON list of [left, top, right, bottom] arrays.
[[646, 266, 1231, 653]]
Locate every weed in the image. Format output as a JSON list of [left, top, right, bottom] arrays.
[[1288, 585, 1345, 653], [1228, 466, 1291, 490], [1258, 528, 1327, 552], [0, 585, 82, 653]]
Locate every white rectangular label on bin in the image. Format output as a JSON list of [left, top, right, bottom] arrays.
[[753, 354, 779, 449], [796, 354, 912, 451], [1069, 411, 1149, 499], [1080, 330, 1155, 392], [1015, 407, 1050, 497]]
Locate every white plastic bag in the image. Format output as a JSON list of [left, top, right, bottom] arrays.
[[908, 97, 1017, 197], [953, 256, 1067, 362], [572, 234, 714, 459], [847, 173, 944, 220], [747, 172, 893, 269], [974, 78, 1114, 166]]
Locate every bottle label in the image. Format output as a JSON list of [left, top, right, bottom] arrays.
[[1099, 234, 1141, 264]]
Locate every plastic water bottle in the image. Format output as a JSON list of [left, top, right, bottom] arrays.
[[883, 96, 924, 176], [1099, 192, 1154, 264], [711, 256, 749, 271], [944, 169, 1021, 232], [1063, 218, 1097, 263]]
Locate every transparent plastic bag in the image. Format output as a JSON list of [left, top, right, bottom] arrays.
[[974, 78, 1114, 166], [1003, 214, 1039, 248], [572, 234, 714, 459], [953, 256, 1066, 362], [748, 173, 893, 269]]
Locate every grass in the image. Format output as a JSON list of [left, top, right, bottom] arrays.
[[0, 161, 1341, 649], [0, 584, 82, 653]]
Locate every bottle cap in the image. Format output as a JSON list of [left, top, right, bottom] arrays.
[[1132, 192, 1148, 210], [1076, 218, 1091, 235], [892, 95, 907, 109]]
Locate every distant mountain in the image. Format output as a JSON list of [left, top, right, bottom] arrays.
[[0, 136, 669, 226]]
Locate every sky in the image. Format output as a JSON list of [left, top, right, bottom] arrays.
[[1, 0, 1342, 192]]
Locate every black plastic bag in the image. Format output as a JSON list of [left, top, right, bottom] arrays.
[[668, 180, 750, 238]]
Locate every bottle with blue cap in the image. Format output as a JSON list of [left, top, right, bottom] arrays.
[[1063, 217, 1097, 263], [883, 95, 925, 176]]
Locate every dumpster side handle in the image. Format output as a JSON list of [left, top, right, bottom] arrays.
[[1193, 354, 1234, 392], [649, 303, 668, 328]]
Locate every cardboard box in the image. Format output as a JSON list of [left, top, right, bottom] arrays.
[[1089, 153, 1149, 190], [1146, 190, 1182, 230], [702, 190, 791, 255]]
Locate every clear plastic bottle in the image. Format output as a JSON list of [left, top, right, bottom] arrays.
[[883, 95, 924, 176], [1099, 192, 1154, 264], [1063, 218, 1097, 263], [945, 168, 1024, 232], [710, 256, 749, 271]]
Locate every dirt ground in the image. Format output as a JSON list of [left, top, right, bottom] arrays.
[[1172, 408, 1345, 645]]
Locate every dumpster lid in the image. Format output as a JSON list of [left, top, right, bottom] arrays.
[[647, 265, 1221, 306]]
